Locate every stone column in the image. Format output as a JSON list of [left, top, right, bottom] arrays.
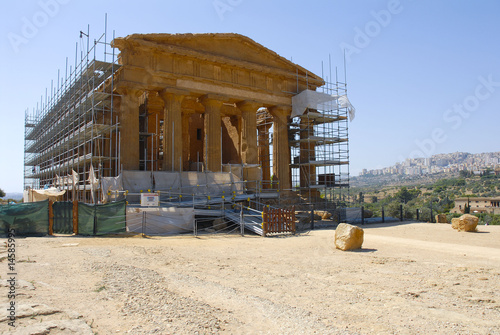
[[160, 90, 184, 171], [116, 87, 143, 171], [300, 117, 318, 196], [182, 109, 195, 171], [258, 123, 271, 189], [200, 95, 225, 172], [237, 101, 261, 189], [269, 106, 291, 192], [146, 92, 164, 171]]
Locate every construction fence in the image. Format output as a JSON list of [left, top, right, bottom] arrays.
[[0, 200, 126, 236], [0, 198, 302, 237]]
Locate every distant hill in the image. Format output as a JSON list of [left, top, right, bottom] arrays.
[[1, 192, 23, 201]]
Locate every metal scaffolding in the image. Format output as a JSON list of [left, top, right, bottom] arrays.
[[255, 63, 351, 211], [23, 25, 349, 211], [289, 78, 350, 210], [23, 19, 120, 203]]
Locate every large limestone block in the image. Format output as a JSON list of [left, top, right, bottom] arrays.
[[456, 214, 478, 232], [451, 218, 460, 229], [335, 223, 364, 251], [435, 214, 448, 223]]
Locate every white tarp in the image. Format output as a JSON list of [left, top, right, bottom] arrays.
[[180, 172, 207, 196], [207, 172, 233, 195], [122, 171, 153, 192], [121, 170, 243, 200], [292, 89, 356, 120], [153, 171, 181, 192], [26, 187, 66, 202], [338, 95, 356, 121], [126, 207, 194, 235], [55, 170, 79, 187], [101, 175, 124, 203]]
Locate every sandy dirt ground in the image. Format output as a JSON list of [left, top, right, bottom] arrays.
[[1, 222, 500, 334]]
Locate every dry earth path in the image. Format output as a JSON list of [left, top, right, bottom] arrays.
[[0, 222, 499, 334]]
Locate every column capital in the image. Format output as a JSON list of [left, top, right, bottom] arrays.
[[268, 105, 291, 117], [199, 94, 228, 107], [159, 87, 190, 99], [236, 100, 262, 112], [115, 85, 143, 98]]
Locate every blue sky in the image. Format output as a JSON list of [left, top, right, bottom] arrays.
[[1, 0, 499, 192]]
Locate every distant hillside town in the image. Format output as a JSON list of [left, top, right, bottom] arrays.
[[360, 152, 500, 177]]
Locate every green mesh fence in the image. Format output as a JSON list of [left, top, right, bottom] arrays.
[[53, 202, 73, 234], [77, 202, 95, 236], [0, 200, 49, 236], [78, 200, 126, 236]]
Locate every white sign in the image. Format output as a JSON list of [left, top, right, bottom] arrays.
[[141, 193, 159, 207]]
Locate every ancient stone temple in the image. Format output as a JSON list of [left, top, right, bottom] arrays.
[[111, 33, 324, 190], [24, 32, 350, 207]]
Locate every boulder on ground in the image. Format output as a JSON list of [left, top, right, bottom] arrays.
[[451, 218, 460, 229], [335, 223, 364, 251], [435, 214, 448, 223], [456, 214, 478, 232]]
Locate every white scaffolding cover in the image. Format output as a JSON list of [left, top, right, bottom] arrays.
[[292, 89, 356, 120]]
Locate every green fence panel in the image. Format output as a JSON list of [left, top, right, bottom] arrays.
[[95, 200, 126, 235], [78, 203, 95, 236], [77, 200, 126, 236], [0, 200, 49, 236], [53, 202, 73, 234]]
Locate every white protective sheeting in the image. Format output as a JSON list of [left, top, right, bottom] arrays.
[[122, 171, 153, 192], [26, 188, 66, 202], [207, 172, 233, 195], [121, 170, 243, 199], [180, 172, 207, 195], [101, 175, 124, 203], [126, 207, 195, 235], [122, 171, 153, 203], [152, 171, 181, 192], [338, 95, 356, 121], [222, 165, 243, 179], [292, 89, 356, 120], [292, 90, 337, 117]]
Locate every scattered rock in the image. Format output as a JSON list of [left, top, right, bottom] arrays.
[[455, 214, 479, 232], [0, 303, 60, 322], [435, 214, 448, 223], [62, 243, 79, 247], [335, 223, 364, 251], [314, 211, 332, 220], [0, 279, 35, 290], [451, 218, 460, 229], [4, 319, 93, 335]]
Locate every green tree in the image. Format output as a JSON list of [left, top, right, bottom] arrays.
[[0, 188, 5, 198], [459, 170, 473, 178], [395, 187, 420, 204]]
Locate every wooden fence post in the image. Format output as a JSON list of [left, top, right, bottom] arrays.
[[262, 206, 268, 237], [73, 200, 78, 235], [48, 200, 54, 235]]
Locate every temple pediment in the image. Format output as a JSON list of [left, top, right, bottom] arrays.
[[113, 33, 323, 87]]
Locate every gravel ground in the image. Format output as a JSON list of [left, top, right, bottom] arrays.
[[1, 222, 499, 334]]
